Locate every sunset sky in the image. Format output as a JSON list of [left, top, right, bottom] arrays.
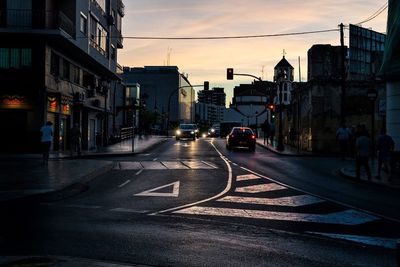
[[119, 1, 388, 105]]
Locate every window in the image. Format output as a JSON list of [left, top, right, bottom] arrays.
[[62, 59, 70, 80], [110, 44, 116, 60], [10, 48, 20, 68], [90, 15, 97, 42], [116, 13, 122, 32], [0, 48, 32, 69], [89, 15, 108, 55], [0, 48, 10, 69], [94, 0, 106, 12], [21, 49, 31, 68], [80, 13, 87, 35], [71, 64, 81, 84], [50, 51, 60, 76]]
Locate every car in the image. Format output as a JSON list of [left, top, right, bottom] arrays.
[[207, 123, 220, 137], [176, 124, 197, 140], [226, 127, 256, 151]]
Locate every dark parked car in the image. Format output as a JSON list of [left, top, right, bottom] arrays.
[[176, 124, 197, 140], [226, 127, 256, 151]]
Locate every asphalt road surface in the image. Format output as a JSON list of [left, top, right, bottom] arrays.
[[1, 137, 399, 266]]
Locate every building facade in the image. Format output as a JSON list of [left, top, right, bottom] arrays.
[[0, 0, 124, 152], [121, 66, 194, 131], [196, 87, 226, 125]]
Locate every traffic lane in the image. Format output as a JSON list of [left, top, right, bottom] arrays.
[[44, 166, 229, 214], [1, 205, 394, 267], [145, 138, 218, 160], [213, 139, 400, 221]]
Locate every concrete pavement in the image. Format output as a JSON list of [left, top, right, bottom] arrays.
[[0, 136, 169, 202]]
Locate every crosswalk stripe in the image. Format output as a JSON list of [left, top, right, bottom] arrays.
[[217, 195, 325, 207], [174, 206, 379, 225], [236, 174, 260, 181], [161, 161, 189, 169], [116, 161, 218, 170], [235, 183, 287, 193], [182, 161, 216, 169]]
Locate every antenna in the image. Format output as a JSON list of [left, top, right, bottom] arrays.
[[298, 56, 302, 82]]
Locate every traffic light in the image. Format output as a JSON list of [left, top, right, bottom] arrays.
[[204, 81, 209, 90], [266, 103, 275, 111], [227, 68, 234, 80]]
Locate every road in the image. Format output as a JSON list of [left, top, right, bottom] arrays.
[[1, 138, 399, 266]]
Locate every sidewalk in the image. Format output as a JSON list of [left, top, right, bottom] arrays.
[[0, 136, 169, 202], [256, 138, 400, 189]]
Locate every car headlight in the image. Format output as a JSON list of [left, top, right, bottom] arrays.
[[191, 131, 195, 134], [211, 129, 215, 133], [176, 130, 181, 135]]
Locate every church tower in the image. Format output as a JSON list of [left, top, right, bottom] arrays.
[[274, 51, 294, 105]]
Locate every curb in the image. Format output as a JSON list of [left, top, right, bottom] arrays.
[[338, 167, 400, 190], [256, 142, 335, 157]]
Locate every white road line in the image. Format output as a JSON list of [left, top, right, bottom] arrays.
[[232, 163, 238, 166], [119, 162, 143, 170], [153, 140, 233, 215], [306, 232, 398, 249], [235, 183, 287, 193], [135, 181, 180, 197], [110, 208, 150, 214], [118, 179, 131, 188], [174, 206, 379, 225], [182, 161, 215, 169], [162, 161, 189, 169], [218, 195, 325, 207], [153, 158, 158, 161], [135, 169, 143, 176], [236, 174, 260, 181], [201, 161, 218, 169]]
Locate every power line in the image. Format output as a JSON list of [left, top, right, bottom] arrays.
[[355, 2, 388, 25], [103, 28, 339, 40]]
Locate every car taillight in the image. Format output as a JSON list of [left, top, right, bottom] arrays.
[[230, 134, 235, 138], [251, 135, 256, 139]]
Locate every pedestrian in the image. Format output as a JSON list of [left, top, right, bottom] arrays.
[[269, 122, 275, 146], [70, 123, 81, 157], [262, 119, 270, 145], [336, 123, 352, 160], [376, 128, 395, 180], [40, 121, 53, 165], [355, 126, 372, 181]]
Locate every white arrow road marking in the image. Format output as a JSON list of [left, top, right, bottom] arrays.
[[135, 181, 180, 197], [217, 195, 325, 207], [235, 183, 287, 193], [174, 207, 379, 225], [306, 232, 398, 249], [236, 174, 261, 181]]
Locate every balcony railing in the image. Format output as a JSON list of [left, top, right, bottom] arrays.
[[0, 9, 75, 37]]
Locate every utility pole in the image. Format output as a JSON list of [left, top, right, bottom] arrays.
[[339, 23, 346, 125]]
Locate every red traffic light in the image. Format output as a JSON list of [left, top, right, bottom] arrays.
[[227, 68, 234, 80], [266, 103, 275, 111]]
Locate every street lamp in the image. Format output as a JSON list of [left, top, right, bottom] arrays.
[[277, 70, 286, 151], [255, 111, 259, 137]]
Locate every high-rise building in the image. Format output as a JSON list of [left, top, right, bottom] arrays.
[[0, 0, 124, 152]]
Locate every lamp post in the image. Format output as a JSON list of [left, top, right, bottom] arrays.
[[255, 111, 259, 137], [277, 70, 286, 151]]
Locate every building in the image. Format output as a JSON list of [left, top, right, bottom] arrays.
[[308, 44, 343, 81], [121, 66, 194, 132], [348, 24, 385, 81], [0, 0, 125, 152], [196, 87, 226, 125]]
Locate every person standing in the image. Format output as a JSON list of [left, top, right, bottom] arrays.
[[70, 123, 82, 157], [40, 121, 53, 165], [336, 124, 352, 160], [355, 127, 372, 181], [376, 128, 395, 180]]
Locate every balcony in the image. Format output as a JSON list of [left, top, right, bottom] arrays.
[[0, 9, 75, 37]]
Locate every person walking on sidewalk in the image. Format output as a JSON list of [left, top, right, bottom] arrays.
[[70, 123, 82, 157], [40, 121, 53, 165], [336, 123, 352, 160], [376, 128, 395, 180], [355, 126, 372, 181]]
